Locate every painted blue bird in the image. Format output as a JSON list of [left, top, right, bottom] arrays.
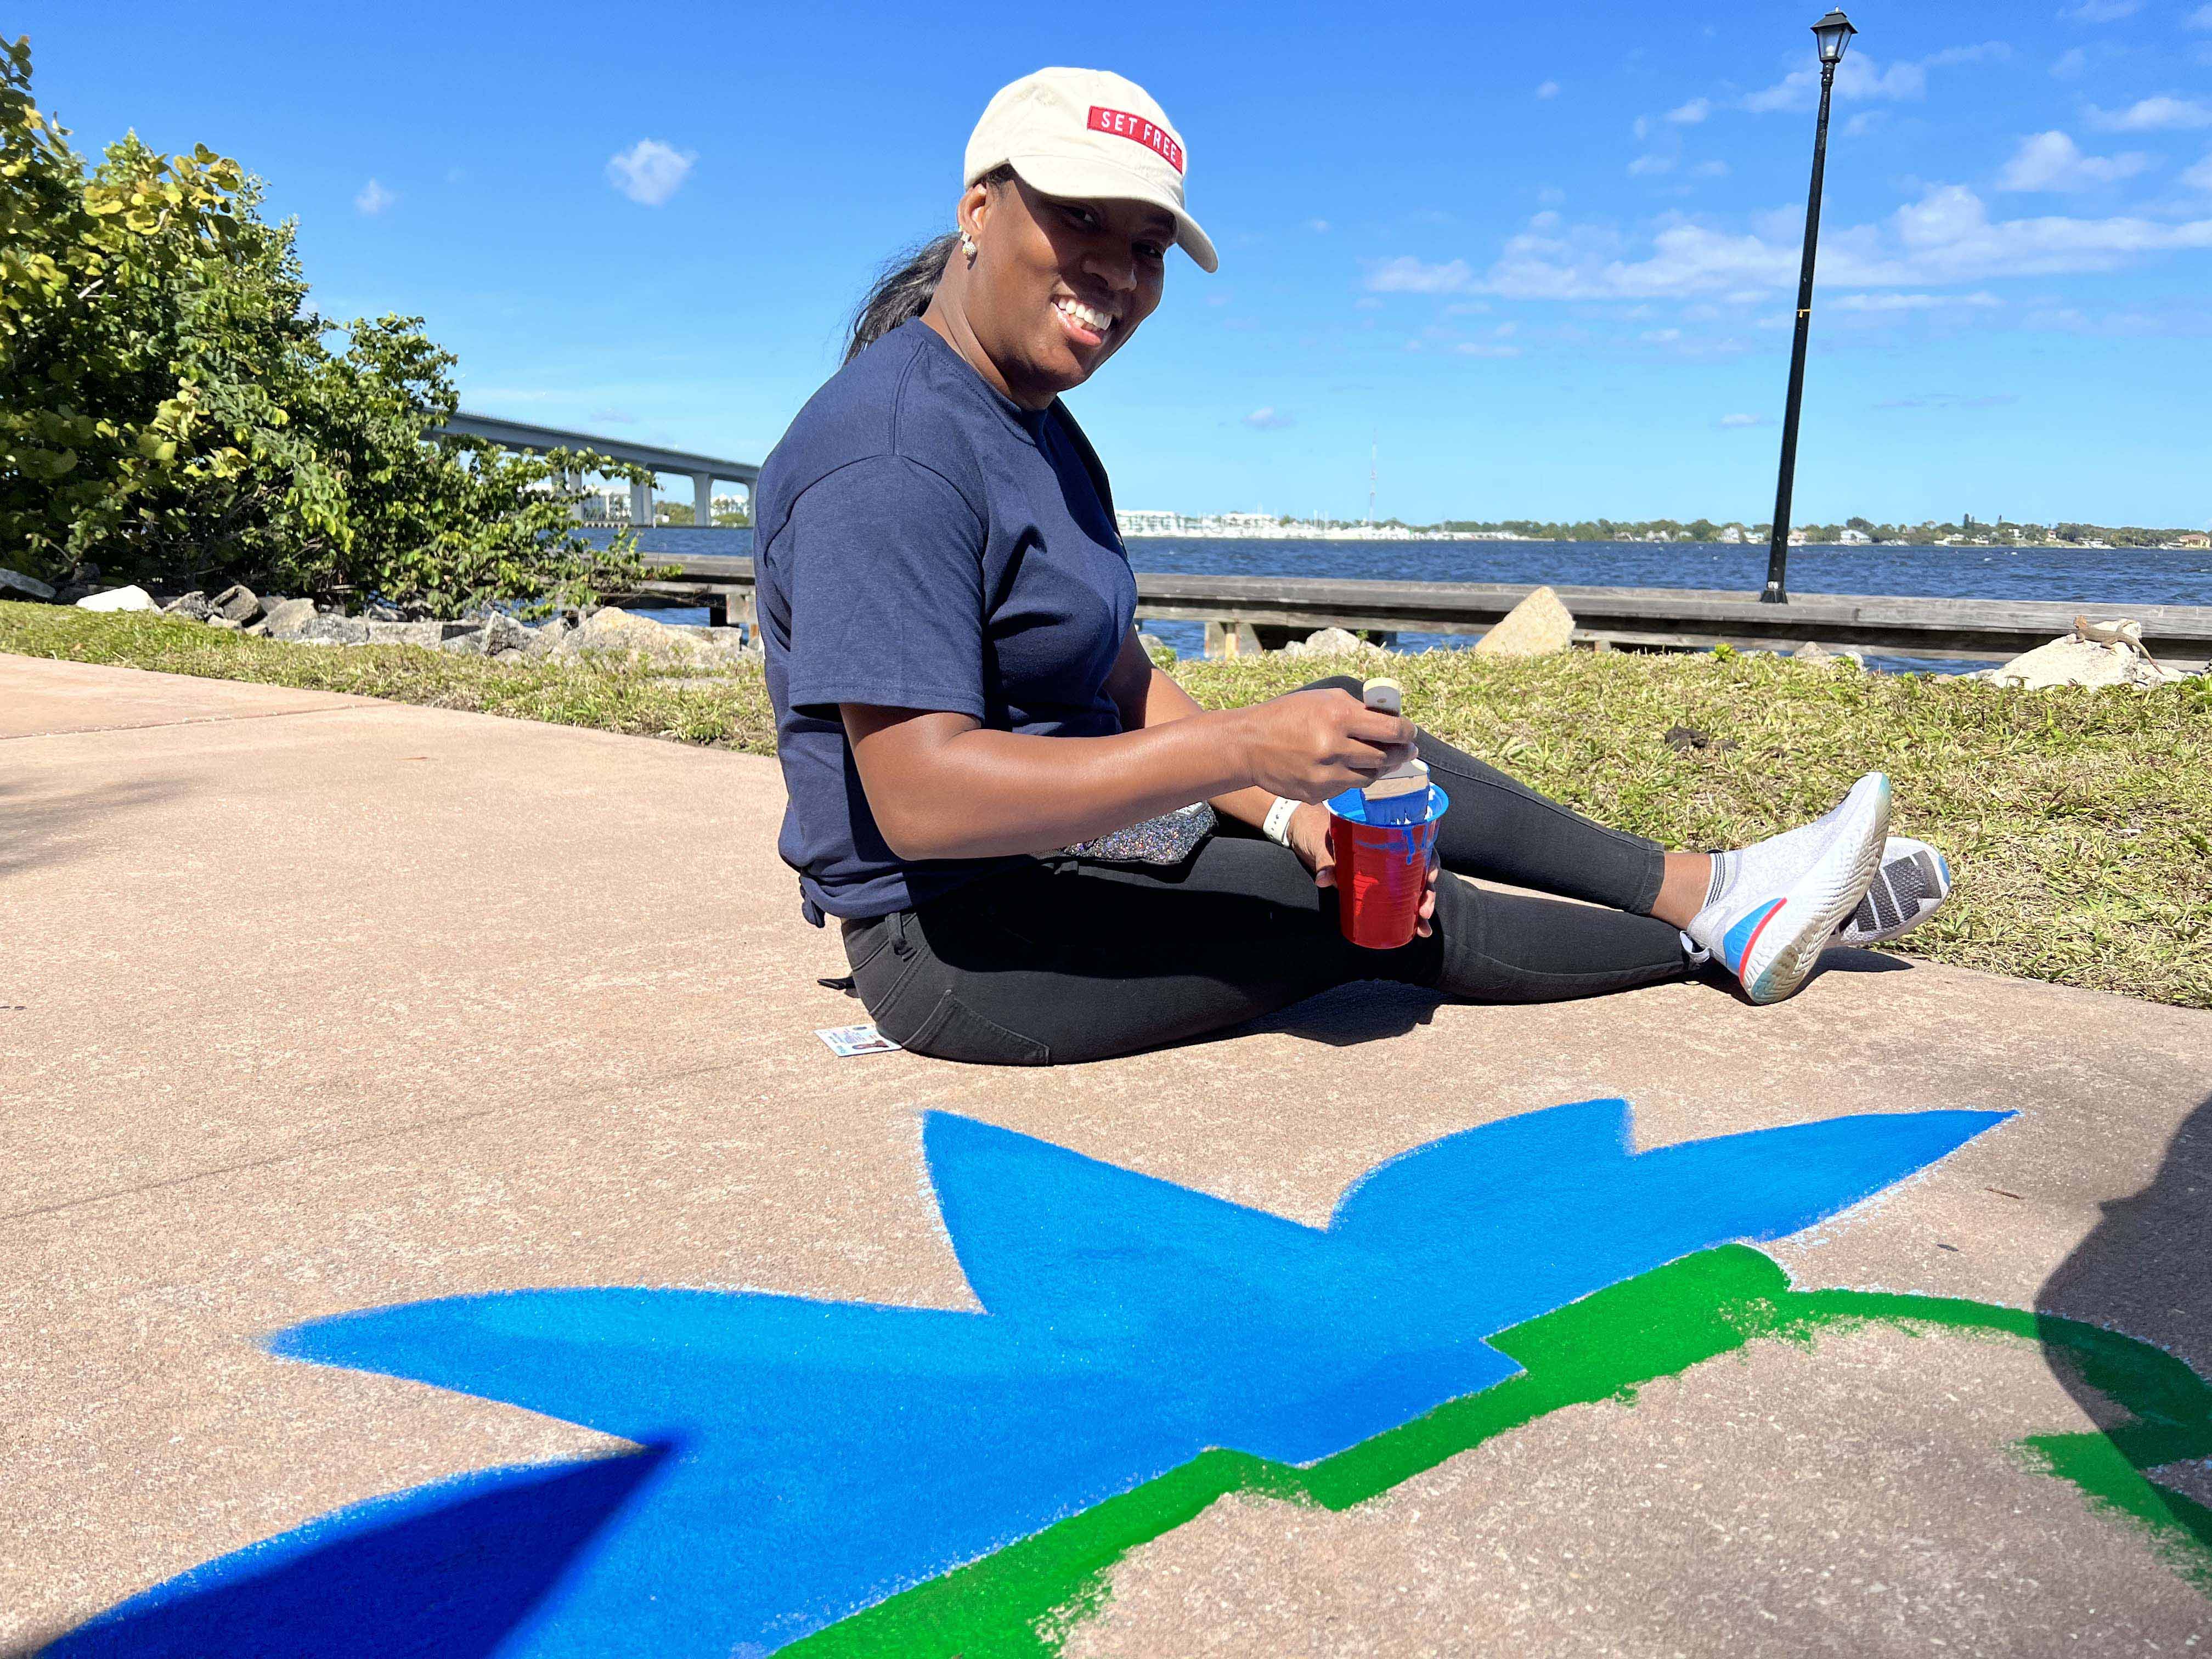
[[51, 1099, 2005, 1658]]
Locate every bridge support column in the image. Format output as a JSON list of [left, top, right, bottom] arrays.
[[706, 588, 754, 635], [629, 477, 653, 528], [1204, 619, 1263, 659], [692, 471, 714, 529]]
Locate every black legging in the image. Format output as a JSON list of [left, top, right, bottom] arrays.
[[840, 675, 1690, 1065]]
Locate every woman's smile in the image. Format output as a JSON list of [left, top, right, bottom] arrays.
[[1052, 293, 1118, 349]]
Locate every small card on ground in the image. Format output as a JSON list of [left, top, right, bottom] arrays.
[[816, 1023, 901, 1058]]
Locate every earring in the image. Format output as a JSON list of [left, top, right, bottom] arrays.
[[959, 230, 978, 258]]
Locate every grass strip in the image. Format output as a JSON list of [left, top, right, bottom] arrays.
[[781, 1244, 2212, 1658], [7, 605, 2209, 1008], [0, 603, 780, 750]]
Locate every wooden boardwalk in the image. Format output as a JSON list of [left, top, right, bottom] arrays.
[[631, 556, 2212, 668]]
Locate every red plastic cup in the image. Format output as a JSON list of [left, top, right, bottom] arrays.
[[1327, 783, 1450, 950]]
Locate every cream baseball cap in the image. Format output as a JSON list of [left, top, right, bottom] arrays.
[[964, 67, 1218, 274]]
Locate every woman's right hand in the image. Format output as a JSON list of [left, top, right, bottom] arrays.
[[1238, 689, 1417, 803]]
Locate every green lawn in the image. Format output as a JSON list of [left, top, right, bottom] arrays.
[[8, 602, 2209, 1009]]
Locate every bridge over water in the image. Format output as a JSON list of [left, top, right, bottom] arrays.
[[434, 414, 2212, 667], [434, 411, 760, 530]]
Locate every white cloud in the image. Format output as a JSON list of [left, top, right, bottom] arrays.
[[1354, 296, 1385, 311], [606, 139, 696, 206], [1640, 327, 1683, 341], [2059, 0, 2138, 19], [1243, 407, 1295, 430], [1889, 183, 2212, 276], [1843, 110, 1888, 138], [2086, 95, 2212, 130], [1666, 98, 1711, 125], [1743, 43, 2006, 115], [1997, 131, 2152, 189], [354, 178, 396, 215], [1363, 255, 1473, 293], [1876, 392, 2019, 409], [1537, 185, 1567, 206], [1718, 413, 1766, 427], [1691, 160, 1731, 178], [2190, 3, 2212, 26], [1477, 184, 2212, 300], [1536, 80, 1560, 98], [1453, 342, 1522, 357], [1745, 54, 1920, 114], [2051, 46, 2089, 77], [1307, 218, 1332, 232], [1752, 205, 1805, 243], [2185, 151, 2212, 190], [1628, 153, 1675, 176], [1830, 291, 2002, 311], [1925, 42, 2015, 68]]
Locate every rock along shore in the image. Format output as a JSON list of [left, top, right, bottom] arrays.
[[4, 568, 762, 672]]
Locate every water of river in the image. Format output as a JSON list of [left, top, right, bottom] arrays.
[[620, 528, 2212, 673]]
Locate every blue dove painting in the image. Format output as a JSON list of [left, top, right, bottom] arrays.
[[48, 1099, 2014, 1658]]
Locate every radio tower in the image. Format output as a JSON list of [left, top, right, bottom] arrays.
[[1367, 431, 1377, 527]]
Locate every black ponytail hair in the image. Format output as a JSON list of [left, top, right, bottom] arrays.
[[844, 166, 1017, 363]]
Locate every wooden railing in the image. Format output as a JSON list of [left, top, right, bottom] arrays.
[[628, 556, 2212, 668]]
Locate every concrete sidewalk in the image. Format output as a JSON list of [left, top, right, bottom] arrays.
[[3, 655, 2208, 1655]]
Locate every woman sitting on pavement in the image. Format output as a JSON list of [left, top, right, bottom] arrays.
[[753, 68, 1949, 1066]]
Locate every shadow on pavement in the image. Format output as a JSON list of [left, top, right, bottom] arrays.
[[18, 1447, 668, 1659], [1255, 979, 1441, 1047], [0, 776, 182, 884], [2037, 1091, 2212, 1525], [1814, 947, 1916, 975]]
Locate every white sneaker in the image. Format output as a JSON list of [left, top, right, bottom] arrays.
[[1836, 838, 1951, 947], [1685, 773, 1892, 1005]]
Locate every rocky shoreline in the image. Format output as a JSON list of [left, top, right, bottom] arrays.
[[6, 567, 2193, 691], [7, 567, 759, 672]]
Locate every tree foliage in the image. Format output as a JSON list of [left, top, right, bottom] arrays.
[[0, 36, 657, 614]]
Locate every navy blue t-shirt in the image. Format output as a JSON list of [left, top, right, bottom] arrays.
[[755, 319, 1139, 921]]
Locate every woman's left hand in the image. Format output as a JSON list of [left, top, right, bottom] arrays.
[[1289, 803, 1440, 940]]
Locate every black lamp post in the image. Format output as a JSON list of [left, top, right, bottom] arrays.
[[1759, 8, 1857, 604]]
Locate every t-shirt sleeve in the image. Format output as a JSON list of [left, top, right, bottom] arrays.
[[780, 454, 989, 720]]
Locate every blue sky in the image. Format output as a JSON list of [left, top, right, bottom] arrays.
[[25, 2, 2212, 527]]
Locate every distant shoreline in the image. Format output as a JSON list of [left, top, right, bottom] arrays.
[[1118, 534, 2209, 553]]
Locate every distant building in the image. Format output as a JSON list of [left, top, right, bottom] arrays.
[[1719, 525, 1745, 544], [1837, 528, 1871, 544], [1117, 509, 1187, 535], [2176, 531, 2211, 549]]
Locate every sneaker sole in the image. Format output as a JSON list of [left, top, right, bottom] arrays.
[[1742, 774, 1892, 1005], [1836, 838, 1951, 947]]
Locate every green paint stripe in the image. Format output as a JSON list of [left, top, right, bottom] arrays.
[[781, 1246, 2212, 1658]]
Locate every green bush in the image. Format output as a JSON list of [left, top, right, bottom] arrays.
[[0, 35, 657, 616]]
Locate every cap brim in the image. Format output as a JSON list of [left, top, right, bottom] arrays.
[[1003, 151, 1218, 274]]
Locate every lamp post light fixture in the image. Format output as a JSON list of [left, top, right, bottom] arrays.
[[1759, 7, 1857, 605]]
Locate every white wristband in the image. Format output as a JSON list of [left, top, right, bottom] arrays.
[[1262, 795, 1300, 846]]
